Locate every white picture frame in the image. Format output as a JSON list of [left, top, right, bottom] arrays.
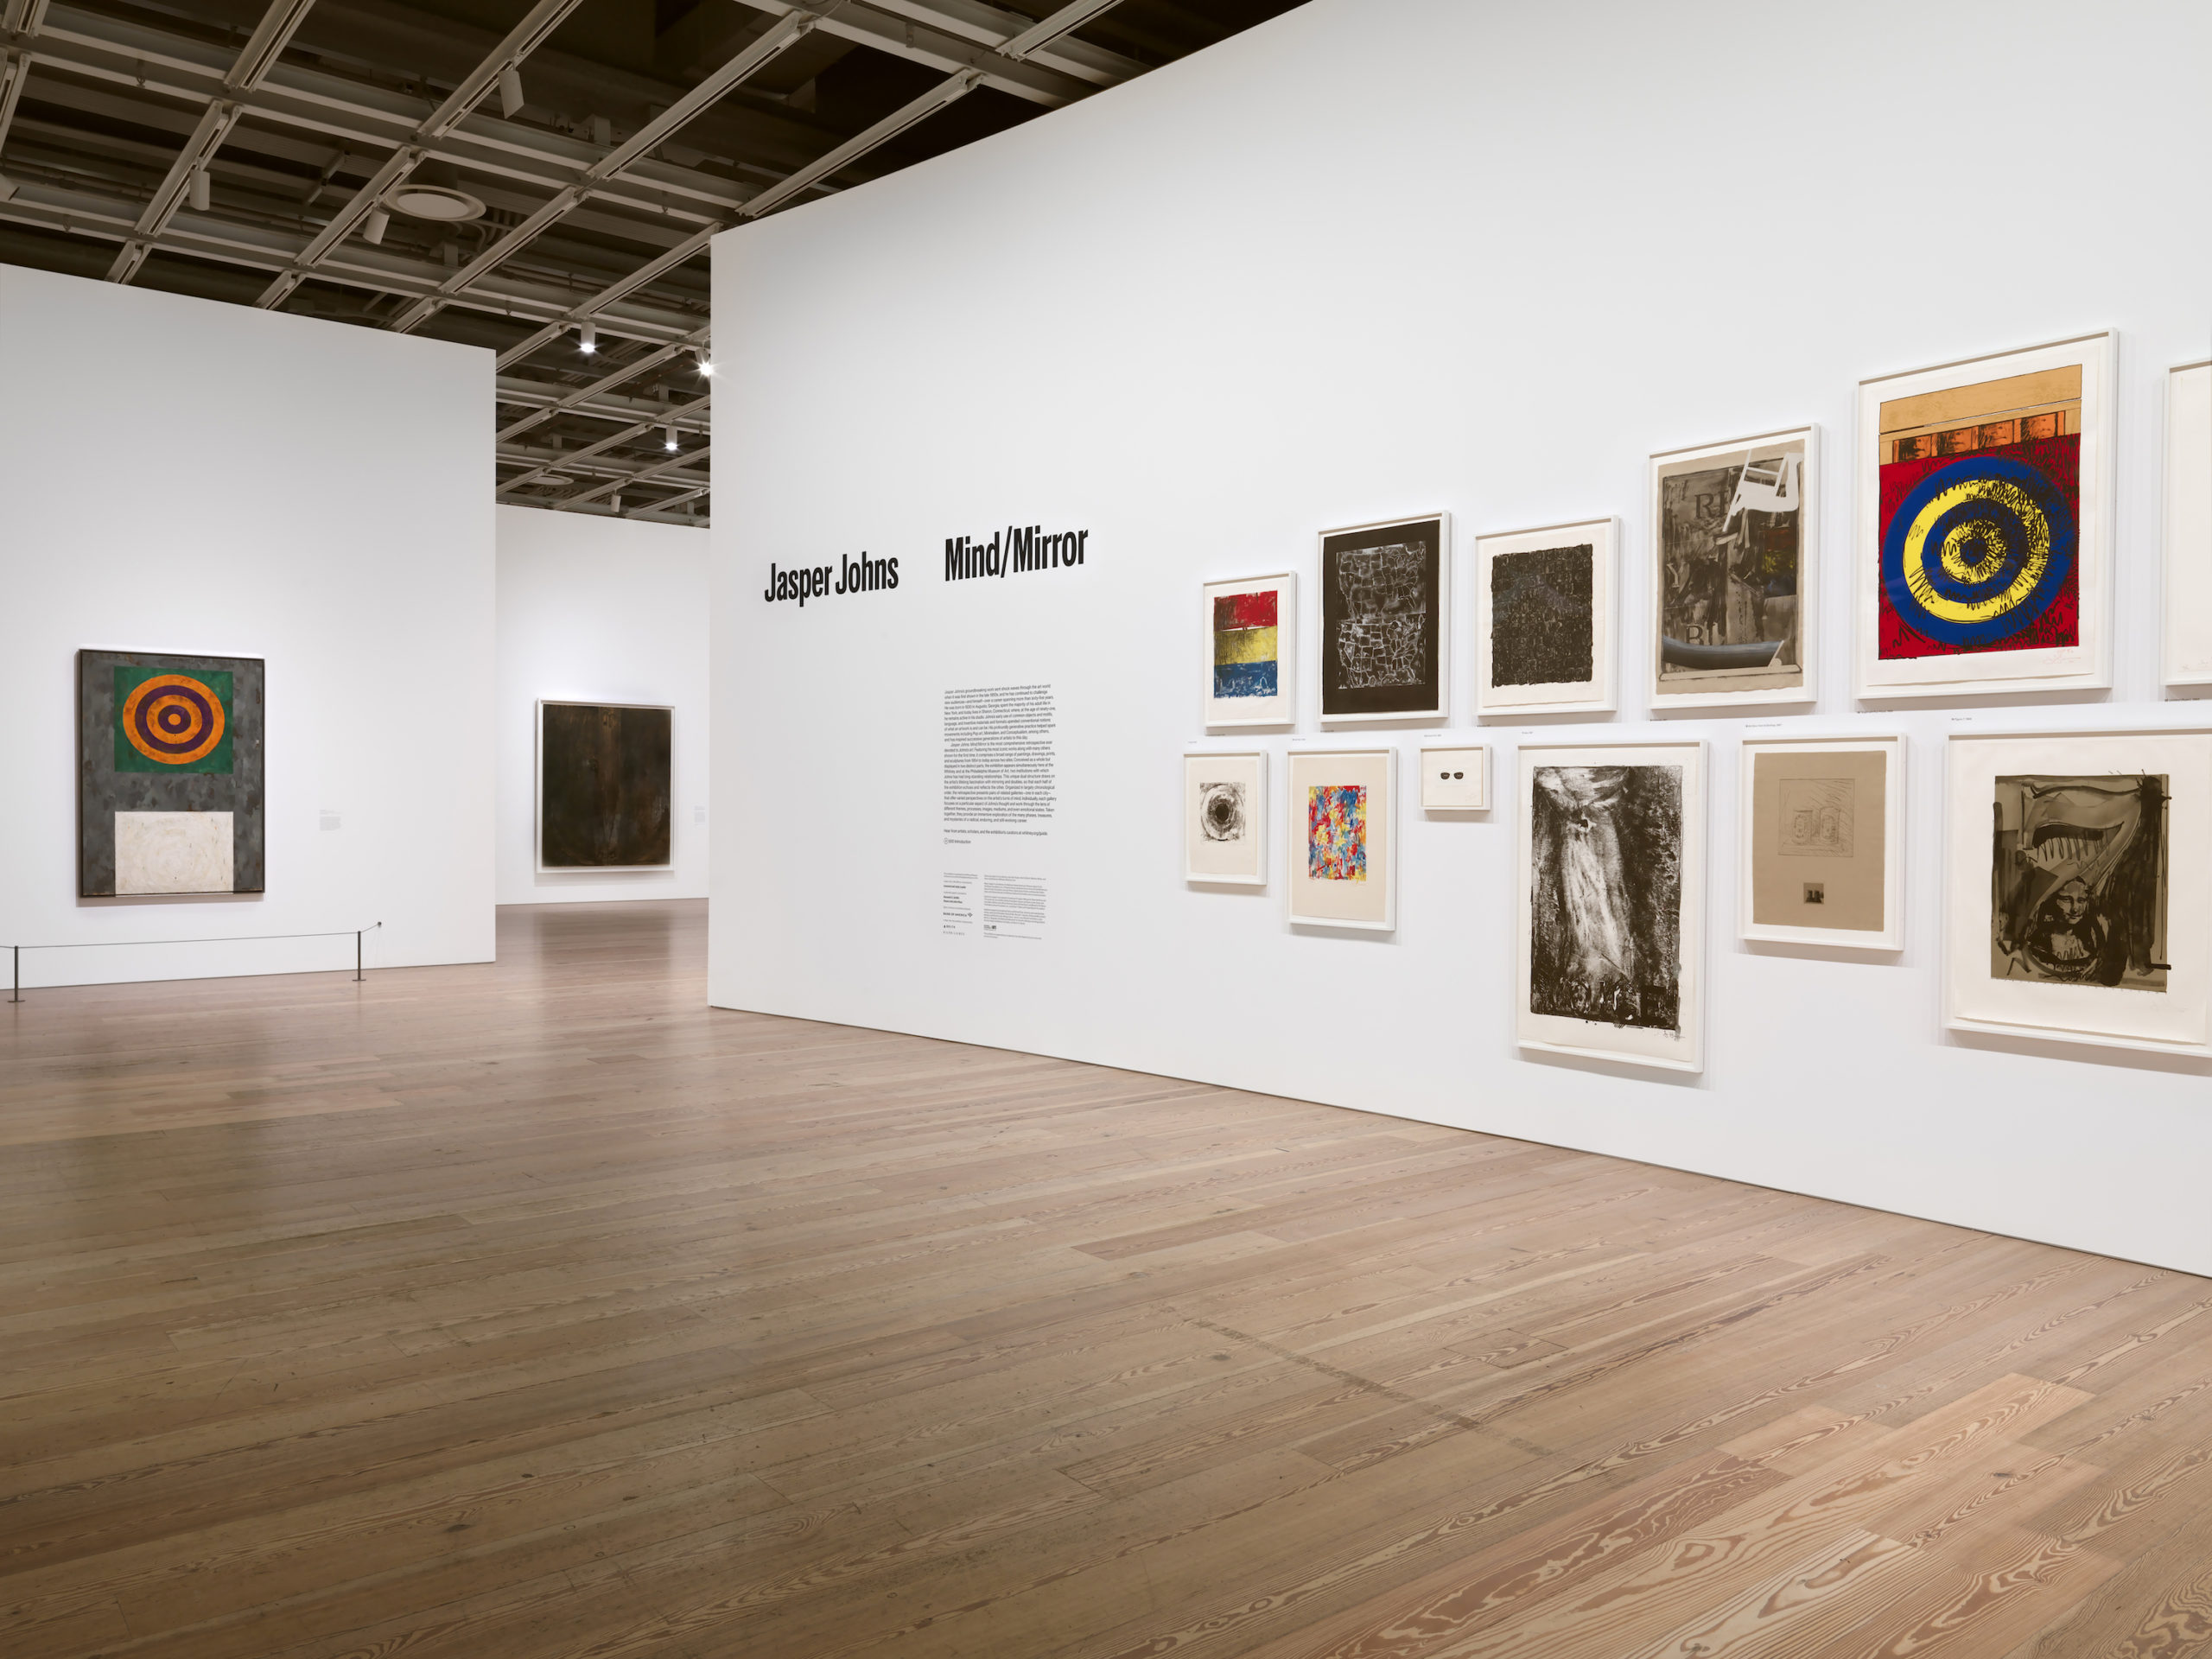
[[2163, 359, 2212, 691], [1516, 738, 1707, 1072], [1738, 733, 1905, 950], [1183, 750, 1267, 885], [1202, 572, 1296, 728], [1856, 332, 2115, 702], [1318, 513, 1450, 724], [1945, 728, 2210, 1056], [1418, 744, 1489, 810], [1287, 746, 1396, 931], [535, 698, 676, 874], [1475, 518, 1617, 718], [1649, 428, 1819, 711]]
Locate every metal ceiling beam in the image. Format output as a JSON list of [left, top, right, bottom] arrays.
[[494, 220, 715, 369], [0, 172, 702, 339], [1001, 0, 1129, 61], [555, 444, 711, 510], [742, 0, 1135, 99], [105, 0, 319, 283], [385, 8, 821, 335], [497, 394, 709, 494], [494, 375, 709, 426], [256, 0, 585, 309], [497, 336, 705, 441], [0, 0, 53, 160]]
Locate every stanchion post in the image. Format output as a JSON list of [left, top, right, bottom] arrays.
[[356, 929, 364, 982], [10, 945, 18, 1004]]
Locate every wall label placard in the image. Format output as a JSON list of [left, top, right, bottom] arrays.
[[762, 553, 900, 607], [944, 524, 1090, 582]]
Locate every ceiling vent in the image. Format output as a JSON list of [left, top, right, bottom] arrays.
[[385, 162, 486, 222]]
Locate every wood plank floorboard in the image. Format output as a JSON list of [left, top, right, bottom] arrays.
[[4, 898, 2210, 1658]]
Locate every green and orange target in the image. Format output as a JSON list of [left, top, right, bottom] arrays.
[[113, 664, 233, 773]]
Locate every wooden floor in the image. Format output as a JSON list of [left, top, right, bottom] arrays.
[[5, 901, 2212, 1659]]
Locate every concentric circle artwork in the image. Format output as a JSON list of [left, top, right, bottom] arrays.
[[120, 672, 227, 766], [1879, 455, 2077, 652]]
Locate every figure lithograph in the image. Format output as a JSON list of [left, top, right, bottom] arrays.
[[1946, 730, 2211, 1057], [1517, 741, 1707, 1071], [1859, 334, 2113, 699], [1649, 429, 1816, 708]]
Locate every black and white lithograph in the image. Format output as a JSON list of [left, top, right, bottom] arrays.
[[1319, 516, 1445, 718], [1491, 543, 1594, 689], [1199, 780, 1246, 842], [1529, 765, 1682, 1031], [1992, 774, 2168, 991], [1652, 430, 1813, 703]]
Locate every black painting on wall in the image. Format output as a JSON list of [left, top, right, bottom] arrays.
[[537, 702, 673, 869], [1529, 764, 1681, 1031], [1490, 543, 1594, 688], [1319, 517, 1445, 718]]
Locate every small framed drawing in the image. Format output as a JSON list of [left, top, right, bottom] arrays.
[[1319, 514, 1448, 722], [1475, 518, 1616, 717], [1857, 332, 2115, 701], [1945, 728, 2210, 1056], [1650, 429, 1817, 710], [1739, 733, 1904, 950], [1419, 745, 1488, 810], [1516, 739, 1707, 1072], [1203, 573, 1295, 727], [2164, 359, 2212, 691], [1184, 750, 1266, 885], [537, 699, 674, 872], [1287, 747, 1395, 930]]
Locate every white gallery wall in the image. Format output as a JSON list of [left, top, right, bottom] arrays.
[[496, 505, 709, 905], [711, 0, 2212, 1272], [0, 265, 494, 987]]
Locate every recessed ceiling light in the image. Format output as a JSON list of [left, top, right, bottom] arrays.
[[386, 182, 486, 222]]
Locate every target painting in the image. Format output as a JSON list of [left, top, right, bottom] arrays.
[[1878, 365, 2082, 660], [78, 649, 265, 897]]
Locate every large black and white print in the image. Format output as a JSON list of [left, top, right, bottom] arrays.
[[1319, 515, 1446, 719], [1992, 774, 2167, 991], [1529, 765, 1682, 1030]]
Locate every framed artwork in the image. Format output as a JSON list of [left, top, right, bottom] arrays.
[[1857, 333, 2115, 701], [1287, 747, 1395, 930], [1475, 518, 1616, 717], [1516, 739, 1707, 1071], [1184, 750, 1266, 884], [1419, 745, 1489, 810], [1203, 573, 1296, 728], [2164, 359, 2212, 691], [1945, 728, 2210, 1056], [537, 700, 674, 871], [1650, 429, 1817, 709], [78, 648, 265, 897], [1319, 513, 1447, 722], [1739, 734, 1905, 950]]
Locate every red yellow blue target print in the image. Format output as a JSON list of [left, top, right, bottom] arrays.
[[1878, 454, 2076, 654], [119, 671, 227, 766]]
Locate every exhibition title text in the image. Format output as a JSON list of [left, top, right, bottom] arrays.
[[945, 524, 1090, 582], [762, 552, 899, 607]]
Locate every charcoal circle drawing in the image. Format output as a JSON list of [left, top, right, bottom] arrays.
[[1199, 782, 1245, 842], [1880, 455, 2075, 650], [120, 672, 226, 766]]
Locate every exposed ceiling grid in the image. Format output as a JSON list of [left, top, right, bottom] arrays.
[[0, 0, 1304, 522]]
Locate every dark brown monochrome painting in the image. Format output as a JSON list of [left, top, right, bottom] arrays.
[[538, 701, 673, 870], [1529, 765, 1682, 1030], [1992, 774, 2166, 990]]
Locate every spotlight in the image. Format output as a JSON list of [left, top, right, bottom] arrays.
[[362, 207, 390, 245], [579, 321, 596, 354], [664, 425, 677, 452], [188, 169, 210, 213], [696, 347, 715, 377], [497, 65, 524, 119]]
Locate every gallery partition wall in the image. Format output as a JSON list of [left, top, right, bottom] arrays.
[[708, 0, 2212, 1274], [0, 265, 495, 987]]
